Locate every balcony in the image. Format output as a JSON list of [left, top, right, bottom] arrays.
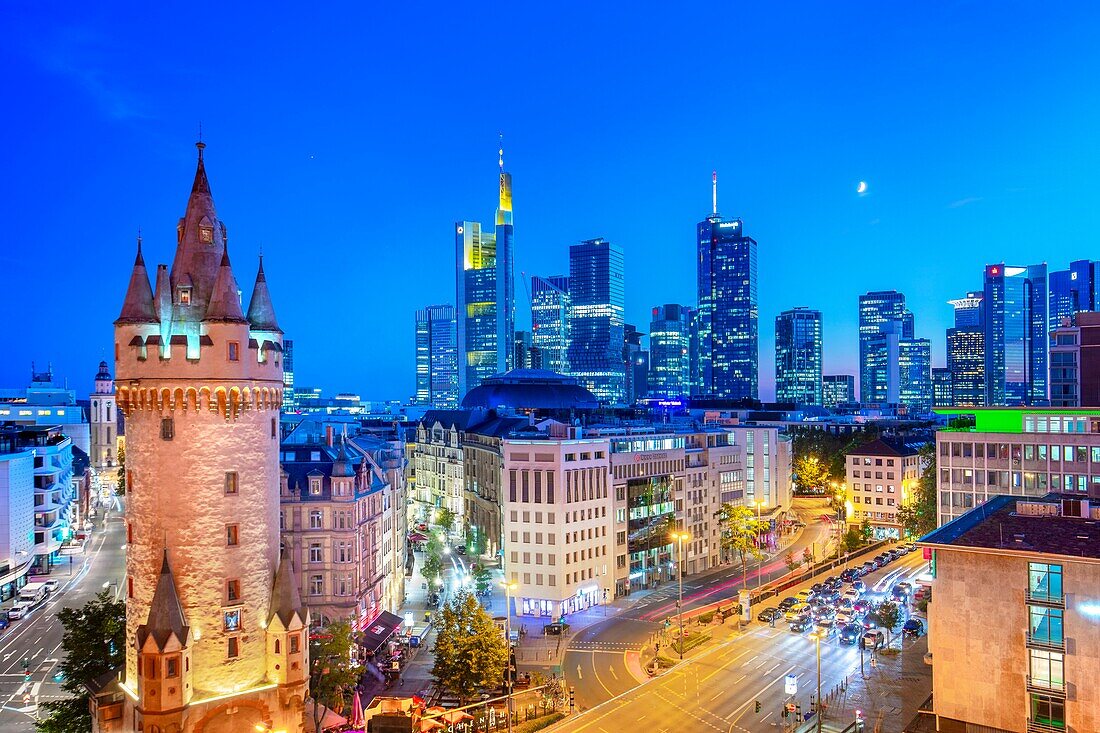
[[1026, 633, 1066, 653], [1027, 720, 1066, 733], [1026, 589, 1065, 608], [1026, 676, 1066, 697]]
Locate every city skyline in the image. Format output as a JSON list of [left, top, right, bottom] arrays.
[[5, 4, 1100, 401]]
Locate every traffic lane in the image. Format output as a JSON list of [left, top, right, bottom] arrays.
[[563, 647, 637, 711]]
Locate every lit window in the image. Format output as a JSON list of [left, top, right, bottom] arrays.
[[224, 609, 241, 632], [226, 579, 240, 602]]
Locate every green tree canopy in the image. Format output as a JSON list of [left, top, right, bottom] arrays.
[[36, 590, 125, 733], [437, 507, 457, 533], [309, 621, 358, 732], [715, 503, 771, 589], [875, 600, 902, 647], [897, 442, 937, 539], [432, 590, 510, 703]]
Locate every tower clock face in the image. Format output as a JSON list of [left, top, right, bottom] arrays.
[[200, 228, 213, 243]]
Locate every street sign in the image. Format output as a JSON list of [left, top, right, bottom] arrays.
[[784, 673, 798, 695]]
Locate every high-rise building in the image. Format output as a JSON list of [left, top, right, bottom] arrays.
[[623, 324, 647, 403], [89, 361, 118, 488], [822, 375, 856, 409], [932, 367, 953, 408], [567, 238, 626, 404], [947, 292, 986, 407], [455, 146, 515, 398], [414, 305, 459, 408], [696, 172, 758, 399], [104, 143, 307, 733], [513, 330, 534, 370], [774, 307, 823, 406], [530, 275, 570, 373], [1048, 259, 1099, 331], [858, 290, 913, 404], [648, 304, 691, 398], [898, 338, 932, 414], [281, 338, 296, 411], [984, 263, 1048, 406], [1050, 318, 1080, 408]]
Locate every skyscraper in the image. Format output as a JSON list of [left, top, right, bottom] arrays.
[[858, 290, 913, 404], [282, 338, 296, 411], [932, 367, 953, 408], [696, 172, 758, 399], [774, 307, 823, 406], [946, 292, 985, 407], [623, 323, 647, 403], [648, 304, 691, 398], [455, 144, 515, 397], [898, 338, 932, 413], [567, 238, 626, 404], [822, 375, 856, 409], [530, 274, 570, 373], [983, 263, 1048, 405], [514, 330, 534, 369], [414, 304, 459, 408], [1049, 259, 1099, 331]]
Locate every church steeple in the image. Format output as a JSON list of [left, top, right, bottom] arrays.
[[116, 235, 158, 324], [246, 255, 281, 332]]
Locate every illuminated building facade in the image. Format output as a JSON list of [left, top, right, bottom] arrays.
[[822, 374, 856, 409], [1048, 259, 1099, 331], [567, 238, 626, 404], [530, 275, 570, 374], [933, 367, 953, 408], [947, 292, 986, 407], [844, 437, 923, 540], [455, 148, 515, 398], [774, 307, 822, 406], [898, 337, 932, 414], [282, 339, 295, 411], [648, 304, 691, 399], [90, 361, 119, 490], [858, 290, 913, 405], [983, 263, 1048, 406], [414, 304, 459, 408]]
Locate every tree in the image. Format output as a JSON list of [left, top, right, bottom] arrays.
[[784, 550, 799, 572], [715, 503, 771, 589], [897, 442, 937, 538], [432, 590, 509, 703], [876, 600, 901, 647], [793, 454, 831, 493], [36, 590, 125, 733], [802, 547, 814, 565], [859, 518, 873, 544], [309, 621, 358, 733], [421, 552, 443, 587], [471, 563, 492, 594], [437, 507, 457, 534], [843, 527, 864, 553], [114, 442, 126, 496]]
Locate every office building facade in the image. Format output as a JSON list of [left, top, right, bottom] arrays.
[[822, 375, 856, 409], [858, 290, 913, 405], [414, 304, 459, 408], [984, 263, 1048, 406], [947, 292, 986, 408], [933, 367, 953, 408], [530, 275, 570, 374], [623, 324, 647, 404], [648, 304, 691, 398], [567, 238, 626, 404], [1048, 259, 1099, 332], [774, 307, 823, 406], [898, 337, 932, 414], [844, 438, 923, 540], [282, 338, 296, 411]]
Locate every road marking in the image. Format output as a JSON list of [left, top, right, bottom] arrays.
[[608, 666, 618, 680], [724, 665, 796, 720], [761, 711, 773, 722], [701, 648, 750, 683], [764, 662, 780, 675]]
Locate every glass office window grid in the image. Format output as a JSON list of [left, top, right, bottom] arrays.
[[567, 239, 626, 404], [775, 307, 823, 405]]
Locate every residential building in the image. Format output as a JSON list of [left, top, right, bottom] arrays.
[[920, 494, 1100, 733], [984, 263, 1048, 406], [932, 367, 953, 408], [455, 151, 515, 397], [774, 307, 823, 406], [933, 407, 1100, 526], [567, 238, 626, 404], [89, 361, 119, 491], [349, 431, 409, 616], [1048, 259, 1099, 331], [410, 413, 470, 517], [0, 427, 38, 599], [530, 275, 570, 374], [822, 375, 856, 410], [282, 338, 296, 411], [648, 304, 691, 399], [947, 292, 986, 407], [106, 142, 307, 732], [414, 305, 459, 408], [0, 366, 90, 457], [858, 290, 913, 405], [898, 337, 933, 414], [623, 324, 647, 404], [844, 437, 923, 540], [462, 414, 529, 559], [696, 173, 758, 399]]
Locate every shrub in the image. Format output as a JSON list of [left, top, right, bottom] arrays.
[[696, 611, 715, 624]]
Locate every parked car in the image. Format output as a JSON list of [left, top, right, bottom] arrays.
[[890, 584, 910, 602], [903, 542, 917, 553], [903, 618, 925, 638], [852, 580, 867, 594], [785, 604, 811, 621], [795, 589, 814, 603], [836, 609, 855, 625], [0, 618, 9, 631], [913, 586, 931, 602], [812, 605, 836, 622], [861, 561, 876, 574], [861, 629, 885, 650], [757, 607, 782, 623], [815, 618, 837, 637], [810, 583, 826, 595], [777, 596, 800, 611], [840, 568, 858, 583], [861, 613, 883, 630], [837, 596, 855, 610], [842, 588, 861, 603], [852, 599, 872, 615], [823, 576, 843, 591], [789, 617, 814, 633], [816, 589, 841, 604], [839, 623, 862, 645]]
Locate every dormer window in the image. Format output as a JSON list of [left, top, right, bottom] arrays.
[[178, 287, 192, 305]]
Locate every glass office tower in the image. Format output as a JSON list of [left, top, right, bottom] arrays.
[[898, 338, 932, 414], [946, 292, 986, 407], [858, 291, 913, 405], [774, 307, 823, 405], [455, 156, 515, 398], [822, 375, 855, 409], [567, 238, 626, 404], [696, 178, 758, 399], [414, 304, 459, 408], [530, 274, 570, 373], [1049, 259, 1099, 331], [983, 263, 1048, 406], [649, 304, 691, 398]]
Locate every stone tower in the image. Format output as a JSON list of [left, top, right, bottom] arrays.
[[90, 360, 118, 489], [111, 143, 308, 733]]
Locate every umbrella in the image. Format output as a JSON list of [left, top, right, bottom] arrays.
[[408, 532, 429, 542], [350, 690, 364, 728], [419, 720, 446, 732], [441, 710, 474, 725]]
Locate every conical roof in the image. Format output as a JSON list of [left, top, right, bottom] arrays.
[[270, 545, 306, 628], [246, 256, 281, 331], [204, 247, 247, 322], [170, 142, 227, 322], [136, 550, 190, 649], [117, 238, 158, 324], [332, 438, 356, 478]]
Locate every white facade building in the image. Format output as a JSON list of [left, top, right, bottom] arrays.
[[0, 430, 34, 600], [89, 361, 118, 490]]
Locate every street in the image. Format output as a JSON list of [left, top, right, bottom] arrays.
[[0, 504, 126, 730]]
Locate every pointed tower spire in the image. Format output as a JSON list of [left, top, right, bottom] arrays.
[[496, 133, 513, 226], [171, 141, 225, 322], [136, 550, 190, 649], [203, 244, 246, 322], [712, 170, 718, 216], [192, 141, 209, 195], [117, 234, 159, 324], [246, 255, 281, 332], [269, 545, 307, 628]]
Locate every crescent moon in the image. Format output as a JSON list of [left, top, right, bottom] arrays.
[[857, 181, 868, 194]]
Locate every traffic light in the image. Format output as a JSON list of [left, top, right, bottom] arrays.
[[664, 617, 671, 628], [754, 700, 761, 713]]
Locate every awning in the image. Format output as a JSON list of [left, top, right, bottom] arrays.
[[305, 700, 348, 732], [407, 532, 429, 542], [358, 611, 405, 654]]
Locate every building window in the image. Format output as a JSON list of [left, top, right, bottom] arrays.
[[309, 511, 323, 529], [1028, 649, 1064, 690], [228, 341, 240, 362], [179, 288, 192, 305], [309, 477, 322, 496], [309, 543, 323, 563], [1028, 606, 1064, 646], [1028, 562, 1063, 603], [166, 657, 179, 678], [272, 417, 277, 438], [289, 633, 300, 654], [160, 417, 174, 440], [225, 472, 239, 495], [226, 524, 239, 546], [226, 579, 240, 602], [1030, 694, 1065, 729], [224, 609, 241, 632], [309, 575, 323, 596], [227, 637, 239, 658], [144, 657, 157, 678]]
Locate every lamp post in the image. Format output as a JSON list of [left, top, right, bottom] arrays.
[[755, 500, 765, 589], [811, 630, 823, 732], [670, 531, 690, 660], [501, 581, 518, 733]]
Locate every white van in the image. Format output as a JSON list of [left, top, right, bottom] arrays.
[[18, 583, 48, 607]]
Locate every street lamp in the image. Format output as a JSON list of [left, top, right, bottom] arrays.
[[754, 500, 765, 589], [811, 630, 823, 732], [500, 581, 519, 733], [670, 531, 691, 660]]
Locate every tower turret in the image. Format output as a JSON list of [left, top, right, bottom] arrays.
[[117, 237, 158, 324], [266, 547, 309, 692], [247, 256, 281, 332], [135, 550, 194, 720]]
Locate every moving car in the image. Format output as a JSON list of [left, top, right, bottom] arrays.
[[7, 602, 31, 620], [839, 568, 858, 583], [842, 588, 861, 603], [785, 603, 811, 621], [903, 618, 925, 638], [852, 580, 867, 594], [890, 584, 910, 602], [814, 618, 837, 638], [811, 605, 836, 622], [810, 582, 826, 595], [823, 576, 843, 591], [757, 607, 782, 623], [861, 613, 883, 630], [839, 623, 862, 645], [853, 599, 872, 615], [836, 609, 855, 625], [777, 596, 800, 611], [861, 629, 885, 650], [789, 617, 814, 633], [795, 589, 813, 603], [43, 579, 60, 593]]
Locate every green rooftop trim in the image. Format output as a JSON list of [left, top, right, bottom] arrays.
[[934, 407, 1100, 434]]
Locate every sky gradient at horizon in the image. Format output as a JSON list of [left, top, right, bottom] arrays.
[[3, 3, 1100, 400]]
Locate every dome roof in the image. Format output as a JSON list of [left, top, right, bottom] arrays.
[[95, 361, 112, 381], [461, 369, 599, 411]]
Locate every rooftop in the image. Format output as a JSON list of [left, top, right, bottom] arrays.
[[461, 369, 599, 411], [934, 407, 1100, 434], [846, 437, 924, 457]]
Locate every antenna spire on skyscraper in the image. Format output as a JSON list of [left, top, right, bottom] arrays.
[[499, 132, 504, 171], [712, 170, 718, 215]]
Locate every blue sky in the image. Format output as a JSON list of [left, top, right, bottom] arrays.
[[4, 2, 1100, 400]]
